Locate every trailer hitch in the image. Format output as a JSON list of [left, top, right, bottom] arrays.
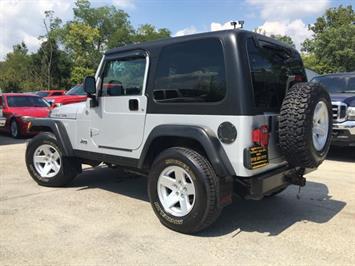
[[285, 167, 306, 199], [285, 167, 306, 186]]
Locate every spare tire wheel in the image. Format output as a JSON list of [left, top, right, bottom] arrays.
[[279, 82, 332, 168]]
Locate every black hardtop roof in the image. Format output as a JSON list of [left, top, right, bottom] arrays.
[[105, 29, 298, 56]]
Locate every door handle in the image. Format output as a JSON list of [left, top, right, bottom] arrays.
[[129, 99, 139, 111]]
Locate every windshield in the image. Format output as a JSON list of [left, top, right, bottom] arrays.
[[66, 85, 85, 96], [311, 76, 354, 93], [7, 96, 49, 107], [36, 91, 49, 97]]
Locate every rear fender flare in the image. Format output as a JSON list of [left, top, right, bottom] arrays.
[[139, 125, 235, 177]]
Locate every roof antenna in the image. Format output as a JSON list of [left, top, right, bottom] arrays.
[[230, 21, 237, 29], [238, 20, 245, 29], [230, 20, 245, 29]]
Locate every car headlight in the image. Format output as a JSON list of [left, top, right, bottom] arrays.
[[347, 107, 355, 121], [20, 116, 31, 122]]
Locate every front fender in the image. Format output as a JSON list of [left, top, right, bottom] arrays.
[[29, 118, 74, 156]]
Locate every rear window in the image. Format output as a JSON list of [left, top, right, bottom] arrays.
[[52, 92, 64, 96], [7, 96, 49, 107], [66, 85, 85, 96], [153, 38, 226, 103], [349, 78, 355, 91], [247, 38, 306, 110], [36, 91, 49, 97]]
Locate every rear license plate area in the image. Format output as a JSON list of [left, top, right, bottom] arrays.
[[244, 146, 269, 170]]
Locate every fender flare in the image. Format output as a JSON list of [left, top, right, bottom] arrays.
[[138, 125, 236, 177], [29, 118, 74, 156]]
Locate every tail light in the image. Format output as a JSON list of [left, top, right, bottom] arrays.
[[252, 125, 269, 147], [294, 75, 304, 82]]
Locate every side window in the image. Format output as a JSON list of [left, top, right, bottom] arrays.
[[247, 38, 306, 110], [101, 56, 146, 97], [153, 38, 226, 103], [52, 92, 63, 96], [348, 77, 355, 91]]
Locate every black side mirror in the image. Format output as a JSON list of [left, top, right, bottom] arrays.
[[83, 76, 98, 107], [83, 76, 96, 95]]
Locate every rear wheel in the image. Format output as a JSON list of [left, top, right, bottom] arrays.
[[26, 132, 79, 187], [148, 147, 221, 234]]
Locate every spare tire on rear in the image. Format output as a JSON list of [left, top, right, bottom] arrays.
[[279, 82, 332, 168]]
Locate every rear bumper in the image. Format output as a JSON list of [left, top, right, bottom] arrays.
[[235, 165, 314, 199], [332, 120, 355, 147]]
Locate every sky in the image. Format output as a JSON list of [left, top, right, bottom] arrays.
[[0, 0, 353, 59]]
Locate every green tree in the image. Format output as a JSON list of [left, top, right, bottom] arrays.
[[62, 0, 171, 83], [40, 10, 63, 90], [302, 5, 355, 73], [73, 0, 134, 51], [62, 22, 100, 83], [31, 40, 72, 89], [0, 43, 33, 92], [133, 24, 171, 43], [270, 34, 296, 48]]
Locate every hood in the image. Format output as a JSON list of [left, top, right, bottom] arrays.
[[45, 95, 87, 103], [50, 101, 85, 119], [9, 107, 50, 118], [330, 93, 355, 107]]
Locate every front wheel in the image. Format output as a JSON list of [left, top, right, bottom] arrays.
[[26, 132, 80, 187], [10, 119, 20, 138], [148, 147, 222, 234]]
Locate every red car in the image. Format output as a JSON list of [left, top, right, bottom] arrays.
[[45, 85, 87, 107], [0, 93, 51, 138], [36, 90, 65, 98]]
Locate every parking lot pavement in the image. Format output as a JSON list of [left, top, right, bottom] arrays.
[[1, 134, 354, 265]]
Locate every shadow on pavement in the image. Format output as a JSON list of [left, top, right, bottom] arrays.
[[71, 166, 346, 237], [0, 133, 28, 146], [201, 182, 346, 237], [326, 146, 355, 163]]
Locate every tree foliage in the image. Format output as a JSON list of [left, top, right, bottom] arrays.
[[270, 34, 296, 48], [133, 24, 171, 43], [0, 0, 171, 92], [0, 43, 33, 92], [302, 5, 355, 74]]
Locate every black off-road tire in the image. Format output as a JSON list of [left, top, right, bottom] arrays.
[[26, 132, 80, 187], [279, 82, 332, 168], [148, 147, 221, 234]]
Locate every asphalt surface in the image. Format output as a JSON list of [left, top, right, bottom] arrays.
[[1, 134, 354, 265]]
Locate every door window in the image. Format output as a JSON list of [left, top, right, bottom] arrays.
[[101, 56, 146, 97]]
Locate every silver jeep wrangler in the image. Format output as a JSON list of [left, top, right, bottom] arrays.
[[25, 30, 333, 234]]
